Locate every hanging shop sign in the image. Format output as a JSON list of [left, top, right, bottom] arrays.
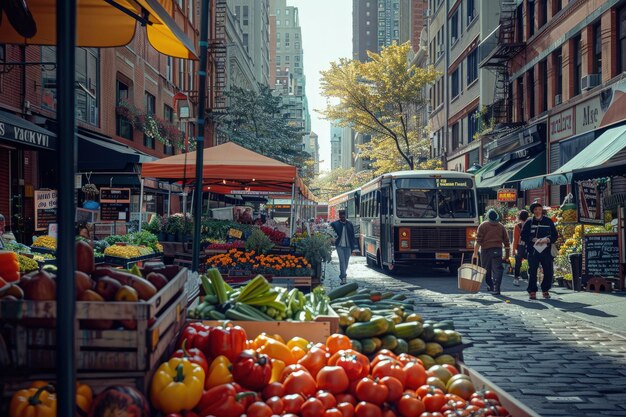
[[0, 113, 56, 151], [99, 188, 131, 221], [497, 188, 517, 202], [577, 180, 604, 225], [34, 189, 57, 231]]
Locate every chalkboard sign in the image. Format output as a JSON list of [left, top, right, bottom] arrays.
[[34, 189, 57, 231], [582, 233, 621, 278], [100, 188, 131, 222]]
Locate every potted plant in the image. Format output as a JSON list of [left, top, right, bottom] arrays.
[[164, 215, 184, 242], [244, 228, 275, 254], [144, 214, 164, 240], [81, 184, 100, 209], [294, 232, 333, 280]]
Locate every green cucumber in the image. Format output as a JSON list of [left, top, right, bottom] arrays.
[[394, 322, 424, 339], [327, 282, 359, 300], [360, 338, 377, 354], [345, 316, 389, 339], [209, 310, 226, 320]]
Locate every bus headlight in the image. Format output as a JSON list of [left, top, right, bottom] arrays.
[[466, 227, 477, 249]]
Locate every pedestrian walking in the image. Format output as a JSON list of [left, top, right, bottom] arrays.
[[512, 210, 530, 286], [472, 209, 510, 295], [331, 209, 358, 285], [521, 203, 558, 300]]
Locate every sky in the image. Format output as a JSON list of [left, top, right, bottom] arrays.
[[290, 0, 352, 173]]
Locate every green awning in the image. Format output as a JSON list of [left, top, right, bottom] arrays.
[[476, 152, 546, 189], [551, 124, 626, 176]]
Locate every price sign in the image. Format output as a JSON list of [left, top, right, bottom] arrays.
[[227, 228, 243, 239], [582, 233, 620, 279], [100, 188, 131, 222], [497, 188, 517, 202], [577, 180, 604, 224], [34, 189, 57, 230]]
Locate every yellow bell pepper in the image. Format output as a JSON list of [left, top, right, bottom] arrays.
[[150, 357, 205, 414], [76, 382, 93, 415], [287, 336, 310, 351], [10, 384, 56, 417], [290, 346, 307, 362], [257, 337, 295, 365], [205, 355, 233, 389], [270, 359, 286, 383], [272, 333, 286, 344]]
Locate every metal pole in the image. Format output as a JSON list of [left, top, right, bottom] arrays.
[[192, 0, 210, 272], [168, 188, 172, 216], [289, 182, 296, 237], [138, 178, 144, 232], [56, 0, 77, 414]]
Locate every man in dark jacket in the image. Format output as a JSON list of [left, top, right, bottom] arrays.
[[331, 210, 358, 284], [521, 202, 558, 300]]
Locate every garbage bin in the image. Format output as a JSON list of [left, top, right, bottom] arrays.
[[568, 253, 583, 291]]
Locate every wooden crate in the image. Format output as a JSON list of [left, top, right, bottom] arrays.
[[0, 268, 188, 372], [202, 319, 332, 343]]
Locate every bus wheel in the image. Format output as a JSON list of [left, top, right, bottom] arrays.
[[384, 262, 399, 275], [376, 250, 383, 269], [366, 255, 375, 268]]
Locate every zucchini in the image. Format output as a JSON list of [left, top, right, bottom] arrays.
[[360, 338, 377, 354], [327, 282, 359, 300], [394, 322, 424, 339], [390, 293, 407, 301], [345, 316, 389, 339], [207, 268, 228, 304], [209, 310, 226, 320]]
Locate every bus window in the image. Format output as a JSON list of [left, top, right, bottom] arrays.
[[396, 189, 437, 218], [438, 189, 476, 218]]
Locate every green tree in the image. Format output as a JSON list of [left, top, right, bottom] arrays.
[[320, 42, 440, 175], [310, 167, 374, 201], [213, 84, 312, 179]]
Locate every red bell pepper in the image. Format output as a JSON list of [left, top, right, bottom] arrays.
[[177, 323, 213, 359], [231, 349, 272, 391], [208, 324, 246, 362], [171, 339, 210, 375], [166, 412, 200, 417], [195, 383, 255, 417]]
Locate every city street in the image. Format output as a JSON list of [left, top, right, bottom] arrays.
[[324, 252, 626, 417]]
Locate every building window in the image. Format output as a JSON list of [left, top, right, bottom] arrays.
[[178, 58, 185, 90], [243, 34, 249, 51], [188, 0, 193, 23], [450, 11, 458, 43], [554, 48, 563, 98], [539, 0, 547, 28], [451, 122, 460, 151], [188, 61, 194, 92], [516, 4, 524, 42], [166, 57, 173, 82], [164, 105, 175, 155], [468, 107, 479, 143], [540, 59, 548, 112], [467, 0, 475, 24], [467, 48, 478, 84], [285, 19, 289, 26], [243, 5, 248, 25], [116, 80, 133, 140], [144, 92, 156, 149], [617, 6, 626, 73], [517, 77, 524, 122], [573, 34, 582, 96], [527, 69, 535, 119], [528, 0, 535, 37], [451, 68, 460, 99], [276, 20, 280, 25], [593, 21, 602, 77], [553, 0, 562, 14], [295, 41, 300, 50], [285, 32, 290, 47], [285, 8, 289, 15]]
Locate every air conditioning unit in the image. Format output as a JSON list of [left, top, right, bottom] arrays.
[[554, 94, 562, 106], [426, 104, 433, 114], [424, 8, 431, 17], [581, 74, 601, 91]]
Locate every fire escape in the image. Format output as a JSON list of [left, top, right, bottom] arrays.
[[209, 0, 228, 113], [478, 1, 525, 125]]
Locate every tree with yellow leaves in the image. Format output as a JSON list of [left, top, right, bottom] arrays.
[[310, 168, 375, 201], [320, 43, 440, 175]]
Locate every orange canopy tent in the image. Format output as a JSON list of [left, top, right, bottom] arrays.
[[141, 142, 299, 190]]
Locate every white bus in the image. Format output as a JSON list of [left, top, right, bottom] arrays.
[[357, 170, 479, 273]]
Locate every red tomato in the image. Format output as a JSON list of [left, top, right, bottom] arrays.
[[298, 345, 329, 378], [381, 408, 398, 417], [444, 394, 466, 404], [416, 385, 444, 399], [440, 364, 458, 376], [325, 408, 345, 417], [317, 366, 350, 394], [329, 350, 370, 376], [355, 377, 389, 406], [423, 392, 447, 413], [316, 391, 338, 410], [337, 401, 356, 417], [262, 382, 285, 400], [265, 396, 284, 414], [483, 390, 500, 401], [327, 334, 352, 354], [370, 354, 398, 369], [283, 370, 317, 397], [355, 401, 383, 417], [419, 413, 444, 417], [348, 379, 361, 397], [396, 353, 419, 366], [397, 394, 425, 417], [336, 353, 368, 379], [282, 393, 305, 414], [404, 362, 427, 389], [280, 364, 309, 382], [377, 349, 397, 358], [300, 398, 326, 417], [246, 401, 273, 417], [470, 397, 486, 408], [372, 360, 407, 385], [380, 376, 404, 403], [335, 393, 357, 405]]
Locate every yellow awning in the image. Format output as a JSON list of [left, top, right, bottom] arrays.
[[0, 0, 197, 59]]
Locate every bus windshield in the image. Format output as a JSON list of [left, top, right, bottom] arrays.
[[395, 180, 476, 219]]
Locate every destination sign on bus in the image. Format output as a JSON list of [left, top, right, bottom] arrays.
[[437, 178, 473, 188]]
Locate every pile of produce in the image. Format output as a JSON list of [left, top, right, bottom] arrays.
[[206, 250, 313, 277], [205, 241, 246, 251], [104, 231, 164, 253], [17, 254, 39, 273], [104, 244, 155, 259], [31, 235, 57, 250], [328, 283, 463, 368], [145, 323, 511, 417], [189, 269, 329, 321]]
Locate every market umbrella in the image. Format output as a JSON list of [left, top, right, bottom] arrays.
[[0, 1, 201, 414]]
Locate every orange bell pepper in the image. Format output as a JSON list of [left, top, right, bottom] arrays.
[[205, 355, 233, 389], [270, 359, 286, 383], [257, 337, 295, 365]]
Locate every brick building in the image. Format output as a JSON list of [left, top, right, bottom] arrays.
[[0, 1, 200, 241]]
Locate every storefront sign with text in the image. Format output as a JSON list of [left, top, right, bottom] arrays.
[[497, 188, 517, 202]]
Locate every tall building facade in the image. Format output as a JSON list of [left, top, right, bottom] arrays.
[[269, 0, 311, 153], [232, 0, 271, 87], [330, 124, 343, 170]]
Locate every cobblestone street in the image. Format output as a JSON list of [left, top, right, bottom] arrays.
[[324, 254, 626, 417]]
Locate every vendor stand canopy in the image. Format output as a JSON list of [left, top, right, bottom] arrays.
[[521, 124, 626, 190], [474, 151, 546, 189]]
